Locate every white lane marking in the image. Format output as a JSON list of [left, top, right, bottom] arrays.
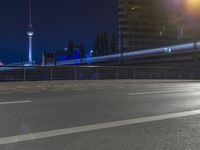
[[0, 100, 32, 105], [73, 88, 86, 91], [1, 109, 200, 145], [49, 89, 65, 92], [25, 91, 41, 93], [128, 90, 194, 96], [0, 92, 12, 95], [95, 87, 105, 90], [115, 86, 125, 89]]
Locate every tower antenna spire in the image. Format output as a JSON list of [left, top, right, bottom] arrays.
[[28, 0, 32, 31]]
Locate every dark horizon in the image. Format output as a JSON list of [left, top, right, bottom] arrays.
[[0, 0, 118, 64]]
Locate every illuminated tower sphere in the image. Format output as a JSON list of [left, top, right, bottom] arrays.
[[27, 0, 33, 64]]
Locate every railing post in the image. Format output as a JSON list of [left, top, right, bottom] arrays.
[[96, 67, 99, 80], [149, 69, 152, 79], [50, 67, 53, 81], [133, 68, 135, 79], [116, 67, 118, 79], [23, 67, 26, 81], [75, 68, 77, 80], [164, 69, 167, 79], [190, 69, 193, 80]]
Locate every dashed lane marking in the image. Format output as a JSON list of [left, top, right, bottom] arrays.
[[49, 90, 65, 92], [0, 92, 12, 95], [0, 100, 32, 105], [128, 90, 194, 96], [24, 91, 41, 93], [73, 88, 86, 91]]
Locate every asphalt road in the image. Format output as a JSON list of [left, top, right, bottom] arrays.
[[0, 80, 200, 150]]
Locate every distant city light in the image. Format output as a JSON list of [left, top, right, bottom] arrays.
[[27, 32, 33, 36], [131, 6, 139, 10], [164, 48, 172, 53], [0, 61, 4, 66], [90, 50, 94, 56]]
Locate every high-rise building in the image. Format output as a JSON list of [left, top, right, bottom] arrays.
[[118, 0, 199, 52]]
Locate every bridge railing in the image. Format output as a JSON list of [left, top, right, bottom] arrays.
[[0, 66, 199, 82]]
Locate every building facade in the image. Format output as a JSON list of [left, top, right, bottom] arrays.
[[118, 0, 199, 52]]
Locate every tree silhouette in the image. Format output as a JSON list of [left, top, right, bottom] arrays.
[[67, 39, 74, 59], [111, 33, 117, 54], [103, 32, 109, 55], [93, 34, 100, 56], [79, 40, 85, 62]]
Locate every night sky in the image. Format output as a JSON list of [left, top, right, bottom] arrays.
[[0, 0, 118, 63]]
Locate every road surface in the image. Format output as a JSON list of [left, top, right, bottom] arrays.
[[0, 80, 200, 150]]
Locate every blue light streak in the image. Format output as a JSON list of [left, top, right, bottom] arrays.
[[55, 41, 200, 65]]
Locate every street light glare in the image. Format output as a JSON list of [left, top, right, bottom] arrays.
[[186, 0, 200, 14]]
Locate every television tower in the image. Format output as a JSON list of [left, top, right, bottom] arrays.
[[27, 0, 33, 64]]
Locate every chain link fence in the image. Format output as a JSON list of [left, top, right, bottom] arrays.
[[0, 66, 199, 82]]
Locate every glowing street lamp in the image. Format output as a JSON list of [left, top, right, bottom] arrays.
[[185, 0, 200, 15], [185, 0, 200, 38], [185, 0, 200, 64]]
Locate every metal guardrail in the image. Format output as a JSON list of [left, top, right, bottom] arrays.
[[0, 66, 199, 82]]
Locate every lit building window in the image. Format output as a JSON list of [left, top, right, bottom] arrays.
[[163, 25, 166, 30], [160, 31, 163, 36]]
